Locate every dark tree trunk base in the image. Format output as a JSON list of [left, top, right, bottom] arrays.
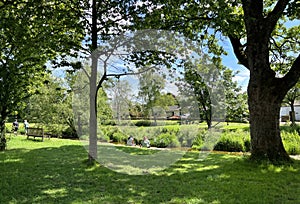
[[248, 80, 292, 165], [84, 155, 97, 166], [249, 152, 292, 164]]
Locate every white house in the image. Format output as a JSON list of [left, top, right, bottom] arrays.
[[280, 105, 300, 122]]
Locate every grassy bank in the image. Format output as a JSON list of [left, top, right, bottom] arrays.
[[1, 136, 300, 203]]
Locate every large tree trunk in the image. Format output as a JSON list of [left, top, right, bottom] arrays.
[[248, 86, 290, 162], [228, 0, 300, 163], [242, 3, 292, 162], [89, 56, 98, 162], [88, 0, 98, 164], [247, 62, 291, 162]]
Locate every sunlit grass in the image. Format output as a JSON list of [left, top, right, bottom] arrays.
[[1, 136, 300, 203]]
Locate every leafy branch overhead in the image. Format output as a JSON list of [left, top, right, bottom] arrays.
[[0, 0, 83, 140], [133, 0, 300, 162]]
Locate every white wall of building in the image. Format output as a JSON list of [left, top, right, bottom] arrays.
[[280, 106, 300, 121]]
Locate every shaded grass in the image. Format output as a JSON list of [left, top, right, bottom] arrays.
[[1, 136, 300, 203]]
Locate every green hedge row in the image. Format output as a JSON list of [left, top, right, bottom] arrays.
[[94, 124, 300, 154]]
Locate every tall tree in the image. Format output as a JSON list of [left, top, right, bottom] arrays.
[[70, 0, 146, 163], [0, 0, 83, 150], [223, 69, 249, 123], [109, 80, 132, 123], [135, 0, 300, 162], [177, 54, 225, 128], [26, 74, 76, 136], [179, 65, 213, 128], [138, 71, 165, 124]]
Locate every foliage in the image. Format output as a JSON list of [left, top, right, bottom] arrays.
[[177, 55, 218, 129], [133, 0, 300, 162], [26, 74, 77, 138], [282, 131, 300, 155], [222, 69, 249, 122], [0, 0, 83, 149], [191, 129, 207, 149], [134, 120, 152, 127], [214, 130, 250, 152], [138, 71, 165, 120], [110, 132, 127, 143], [153, 93, 179, 107], [97, 89, 113, 124], [280, 124, 300, 133], [108, 80, 132, 123], [0, 1, 82, 103], [98, 122, 300, 154], [153, 133, 180, 148]]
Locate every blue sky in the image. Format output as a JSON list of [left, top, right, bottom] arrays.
[[221, 39, 249, 92], [220, 19, 300, 92]]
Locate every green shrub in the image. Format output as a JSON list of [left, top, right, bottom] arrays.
[[101, 120, 116, 126], [97, 134, 110, 142], [153, 133, 180, 148], [62, 127, 78, 139], [45, 124, 65, 138], [177, 131, 194, 147], [161, 125, 180, 134], [102, 126, 119, 140], [281, 124, 300, 135], [214, 136, 243, 152], [111, 132, 127, 143], [214, 130, 250, 152], [200, 130, 223, 151], [134, 120, 152, 127], [192, 130, 206, 150], [281, 131, 300, 155]]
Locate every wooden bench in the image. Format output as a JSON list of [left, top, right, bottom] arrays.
[[27, 127, 49, 141]]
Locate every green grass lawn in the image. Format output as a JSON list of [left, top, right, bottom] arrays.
[[1, 136, 300, 203]]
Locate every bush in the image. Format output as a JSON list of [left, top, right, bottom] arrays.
[[101, 126, 119, 141], [281, 124, 300, 135], [214, 136, 244, 152], [161, 125, 180, 134], [177, 129, 195, 147], [62, 127, 78, 139], [281, 131, 300, 155], [153, 133, 180, 148], [111, 132, 127, 143], [214, 130, 250, 152], [97, 134, 110, 142], [134, 120, 152, 127]]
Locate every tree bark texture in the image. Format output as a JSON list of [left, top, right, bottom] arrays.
[[248, 81, 290, 161], [240, 1, 298, 162], [246, 27, 291, 161], [88, 0, 98, 163]]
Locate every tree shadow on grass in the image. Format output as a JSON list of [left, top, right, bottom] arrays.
[[1, 145, 300, 203]]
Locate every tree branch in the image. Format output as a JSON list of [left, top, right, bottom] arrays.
[[267, 0, 290, 21], [281, 54, 300, 90], [266, 0, 290, 35], [106, 65, 156, 78], [228, 35, 249, 69]]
